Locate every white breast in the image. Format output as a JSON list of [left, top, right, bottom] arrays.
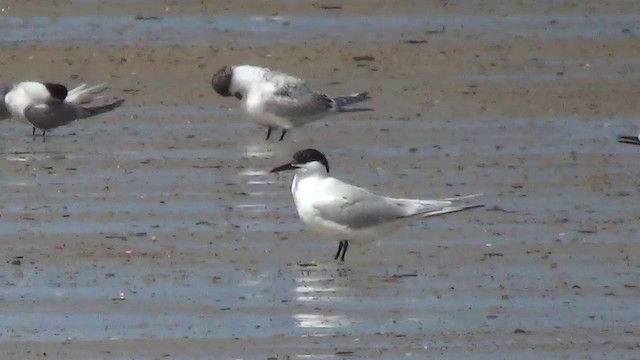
[[292, 176, 318, 223], [244, 83, 293, 129], [5, 82, 51, 120], [292, 175, 348, 240]]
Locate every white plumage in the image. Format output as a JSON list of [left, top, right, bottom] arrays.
[[3, 81, 124, 137], [211, 65, 371, 141], [271, 149, 484, 261]]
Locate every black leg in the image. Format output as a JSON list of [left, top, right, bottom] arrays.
[[340, 240, 349, 262], [266, 127, 273, 140], [334, 241, 344, 260], [42, 130, 46, 137], [32, 127, 36, 136], [279, 129, 287, 141], [334, 240, 349, 261]]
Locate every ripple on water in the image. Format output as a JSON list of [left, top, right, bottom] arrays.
[[0, 103, 638, 357], [0, 14, 638, 45]]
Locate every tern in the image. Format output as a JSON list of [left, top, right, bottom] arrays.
[[211, 65, 371, 141], [0, 84, 12, 120], [3, 81, 124, 137], [618, 133, 640, 146], [270, 149, 484, 261]]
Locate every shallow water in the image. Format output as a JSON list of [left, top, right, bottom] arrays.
[[1, 101, 639, 358], [0, 14, 638, 45], [1, 8, 640, 360]]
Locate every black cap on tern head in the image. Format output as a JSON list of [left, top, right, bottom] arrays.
[[44, 83, 68, 101], [211, 66, 234, 97], [292, 149, 329, 172], [270, 148, 330, 173]]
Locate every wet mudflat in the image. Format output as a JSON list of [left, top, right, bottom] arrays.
[[1, 1, 640, 359]]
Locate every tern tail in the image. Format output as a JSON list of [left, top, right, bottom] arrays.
[[390, 193, 484, 220], [617, 135, 640, 146], [66, 83, 109, 105], [333, 92, 371, 110], [421, 193, 484, 218], [439, 193, 484, 202], [420, 204, 484, 218], [79, 99, 125, 119]]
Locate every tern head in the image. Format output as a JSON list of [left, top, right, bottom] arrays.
[[270, 149, 330, 175], [44, 83, 68, 101], [211, 66, 243, 100], [618, 134, 640, 146]]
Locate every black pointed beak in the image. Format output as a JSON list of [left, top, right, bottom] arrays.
[[234, 92, 243, 100], [270, 163, 297, 173], [617, 135, 640, 146]]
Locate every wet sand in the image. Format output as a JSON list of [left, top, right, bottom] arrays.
[[1, 1, 640, 359]]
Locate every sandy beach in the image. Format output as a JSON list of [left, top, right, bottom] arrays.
[[0, 1, 639, 359]]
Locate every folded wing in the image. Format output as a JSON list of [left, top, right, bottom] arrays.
[[263, 87, 334, 119], [24, 98, 124, 130], [314, 183, 482, 230], [312, 183, 410, 229], [24, 101, 85, 130]]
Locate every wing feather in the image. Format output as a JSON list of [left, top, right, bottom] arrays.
[[24, 101, 84, 130], [311, 183, 408, 229], [263, 90, 333, 119]]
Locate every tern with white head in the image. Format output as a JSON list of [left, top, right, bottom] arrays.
[[4, 81, 124, 137], [211, 65, 371, 141], [270, 149, 484, 261]]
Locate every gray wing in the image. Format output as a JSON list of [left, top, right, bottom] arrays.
[[25, 99, 124, 130], [24, 101, 85, 130], [264, 84, 334, 119], [262, 69, 305, 88], [0, 84, 11, 120], [313, 185, 409, 229]]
